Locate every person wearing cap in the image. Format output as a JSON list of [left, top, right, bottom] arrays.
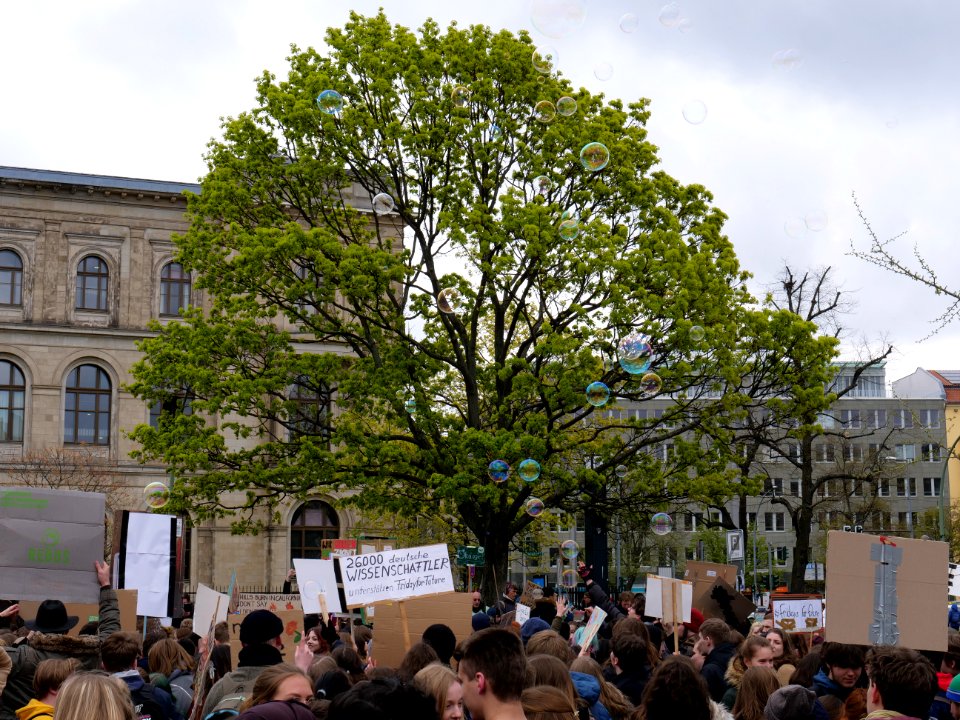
[[0, 560, 118, 720], [931, 629, 960, 720], [944, 672, 960, 719], [201, 609, 286, 718], [764, 685, 829, 720]]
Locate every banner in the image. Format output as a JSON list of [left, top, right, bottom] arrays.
[[116, 511, 178, 617], [772, 597, 822, 632], [338, 543, 454, 607], [0, 487, 105, 603]]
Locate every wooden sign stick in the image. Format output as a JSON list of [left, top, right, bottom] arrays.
[[672, 582, 681, 656], [400, 600, 411, 652]]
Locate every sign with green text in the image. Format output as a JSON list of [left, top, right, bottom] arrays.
[[456, 545, 485, 566], [0, 487, 105, 603]]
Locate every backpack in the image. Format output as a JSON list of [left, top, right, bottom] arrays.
[[203, 693, 246, 720]]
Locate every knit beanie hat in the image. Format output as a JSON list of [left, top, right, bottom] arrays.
[[948, 673, 960, 703], [764, 685, 818, 720], [239, 609, 284, 645], [520, 617, 551, 645]]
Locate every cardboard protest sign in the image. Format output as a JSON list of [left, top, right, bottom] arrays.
[[826, 530, 947, 651], [0, 487, 106, 603], [645, 576, 692, 623], [193, 584, 229, 636], [321, 538, 357, 558], [695, 576, 755, 627], [116, 511, 179, 617], [683, 561, 738, 610], [370, 592, 472, 668], [293, 558, 344, 614], [19, 589, 138, 636], [518, 580, 542, 608], [338, 543, 454, 607], [236, 593, 302, 613], [228, 609, 304, 666], [772, 597, 822, 632]]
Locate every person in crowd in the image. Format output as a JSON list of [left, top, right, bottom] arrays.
[[313, 667, 351, 703], [759, 616, 774, 635], [2, 561, 119, 720], [577, 563, 624, 624], [236, 664, 313, 712], [473, 612, 493, 633], [787, 633, 809, 662], [843, 688, 866, 720], [609, 619, 659, 674], [331, 646, 366, 685], [788, 647, 822, 688], [201, 609, 287, 717], [457, 628, 527, 720], [488, 583, 520, 623], [472, 592, 487, 615], [521, 619, 552, 649], [607, 632, 651, 706], [147, 638, 195, 718], [51, 671, 136, 720], [930, 629, 960, 720], [422, 624, 457, 667], [722, 636, 775, 709], [525, 655, 579, 714], [526, 631, 575, 666], [397, 642, 439, 682], [944, 673, 960, 720], [414, 664, 464, 720], [950, 603, 960, 632], [730, 667, 780, 720], [100, 631, 180, 720], [812, 643, 865, 703], [522, 686, 579, 720], [697, 618, 738, 703], [817, 694, 845, 720], [302, 626, 330, 665], [748, 623, 763, 638], [353, 625, 372, 665], [570, 657, 632, 720], [0, 646, 11, 699], [764, 629, 797, 686], [14, 658, 80, 720], [636, 655, 731, 720], [328, 676, 436, 720], [863, 645, 937, 720], [762, 685, 827, 720]]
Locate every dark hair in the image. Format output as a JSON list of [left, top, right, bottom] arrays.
[[460, 628, 526, 702], [526, 630, 575, 665], [731, 666, 779, 720], [611, 632, 648, 674], [100, 631, 142, 672], [765, 628, 799, 670], [214, 621, 230, 644], [306, 626, 330, 655], [864, 646, 938, 718], [397, 642, 439, 682], [328, 676, 435, 720], [612, 617, 659, 668], [421, 624, 456, 664], [210, 643, 232, 682], [631, 595, 646, 618], [33, 658, 82, 698], [788, 630, 809, 659], [331, 646, 366, 684], [821, 642, 865, 670], [639, 655, 711, 720], [788, 646, 822, 687], [698, 618, 730, 645]]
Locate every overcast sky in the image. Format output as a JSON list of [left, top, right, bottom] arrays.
[[2, 0, 957, 388]]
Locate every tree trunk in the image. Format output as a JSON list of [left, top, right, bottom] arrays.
[[477, 533, 511, 608], [790, 451, 816, 591]]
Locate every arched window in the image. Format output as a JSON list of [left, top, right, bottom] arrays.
[[64, 364, 111, 445], [290, 500, 340, 560], [0, 250, 23, 306], [75, 255, 109, 311], [0, 360, 25, 442], [160, 262, 191, 316]]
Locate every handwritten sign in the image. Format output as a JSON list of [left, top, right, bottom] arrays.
[[515, 603, 531, 625], [579, 606, 607, 650], [236, 593, 302, 613], [773, 598, 823, 632], [338, 543, 454, 607]]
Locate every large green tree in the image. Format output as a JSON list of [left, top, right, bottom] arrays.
[[129, 12, 757, 599]]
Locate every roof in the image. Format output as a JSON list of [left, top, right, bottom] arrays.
[[927, 370, 960, 403], [0, 165, 201, 196]]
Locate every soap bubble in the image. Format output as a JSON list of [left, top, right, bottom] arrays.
[[640, 372, 663, 397], [534, 175, 554, 195], [316, 89, 343, 114], [659, 3, 681, 27], [518, 458, 542, 482], [615, 464, 628, 478], [372, 192, 395, 215], [525, 497, 545, 517], [530, 0, 587, 39], [651, 512, 674, 535], [618, 335, 653, 374], [772, 49, 803, 71], [678, 16, 695, 32], [558, 219, 579, 240], [451, 85, 471, 108], [404, 397, 417, 414], [689, 325, 705, 342], [533, 101, 557, 123], [560, 208, 577, 221], [784, 218, 806, 238], [144, 482, 168, 509], [560, 568, 578, 588], [490, 124, 502, 141], [682, 100, 707, 125], [532, 46, 559, 74], [594, 62, 613, 81], [585, 381, 610, 407], [560, 539, 579, 560], [556, 96, 578, 117], [488, 459, 511, 483], [579, 142, 610, 172], [804, 211, 828, 232], [437, 287, 462, 314], [620, 13, 639, 33]]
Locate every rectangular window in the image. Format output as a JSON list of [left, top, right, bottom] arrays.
[[877, 479, 890, 497], [921, 444, 943, 462], [786, 443, 800, 461], [895, 444, 916, 462], [844, 444, 865, 462], [898, 512, 918, 529], [747, 512, 757, 528], [765, 478, 784, 496], [892, 410, 914, 429], [919, 409, 941, 428], [764, 512, 785, 532], [866, 409, 887, 429], [923, 477, 941, 497], [817, 413, 836, 429], [774, 547, 789, 566], [789, 480, 800, 497], [840, 409, 861, 429], [814, 444, 835, 463], [896, 478, 917, 497]]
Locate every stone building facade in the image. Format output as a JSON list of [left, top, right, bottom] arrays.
[[0, 166, 356, 591]]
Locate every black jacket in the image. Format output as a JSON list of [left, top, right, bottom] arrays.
[[701, 641, 737, 702]]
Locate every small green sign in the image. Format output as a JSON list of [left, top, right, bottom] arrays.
[[456, 545, 485, 566]]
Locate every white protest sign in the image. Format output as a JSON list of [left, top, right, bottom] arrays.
[[338, 543, 454, 607], [579, 606, 607, 650], [773, 598, 823, 632], [515, 603, 531, 625], [293, 558, 343, 614], [118, 512, 178, 617], [193, 584, 229, 636], [645, 575, 692, 623]]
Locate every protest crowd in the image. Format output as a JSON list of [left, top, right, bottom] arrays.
[[0, 557, 957, 720]]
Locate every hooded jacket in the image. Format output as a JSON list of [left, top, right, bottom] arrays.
[[1, 586, 120, 720], [13, 700, 52, 720], [811, 668, 856, 702], [720, 655, 746, 709], [701, 641, 737, 702], [570, 671, 612, 720], [114, 669, 180, 720]]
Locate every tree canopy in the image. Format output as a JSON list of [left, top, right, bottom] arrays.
[[129, 12, 786, 594]]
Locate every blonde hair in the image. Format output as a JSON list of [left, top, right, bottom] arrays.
[[238, 663, 311, 711], [147, 638, 196, 677], [53, 671, 136, 720], [414, 664, 460, 719], [521, 685, 578, 720]]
